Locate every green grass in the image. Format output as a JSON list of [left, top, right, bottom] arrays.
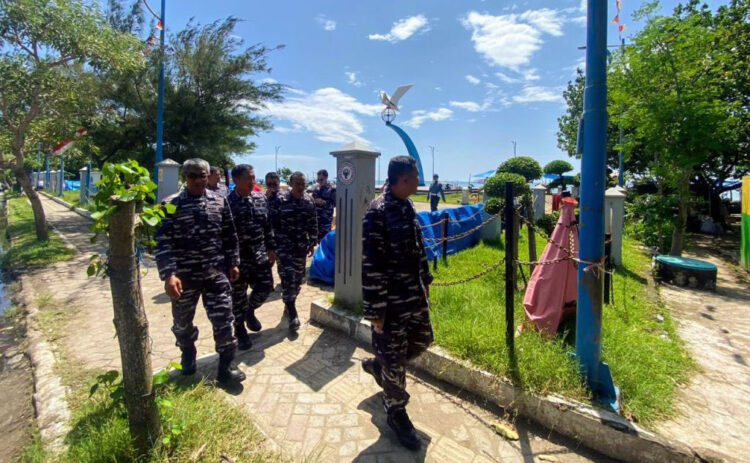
[[61, 190, 96, 212], [1, 197, 74, 271], [411, 192, 465, 204], [429, 232, 694, 426]]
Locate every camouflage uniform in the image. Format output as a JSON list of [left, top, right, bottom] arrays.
[[227, 190, 275, 329], [155, 189, 240, 354], [266, 190, 281, 227], [311, 181, 336, 241], [362, 185, 433, 413], [208, 183, 229, 197], [272, 191, 317, 306]]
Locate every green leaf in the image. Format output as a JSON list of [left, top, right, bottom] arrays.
[[164, 203, 177, 214], [90, 211, 105, 220], [152, 368, 170, 386], [169, 361, 182, 370], [142, 215, 159, 227], [89, 383, 99, 397], [86, 264, 96, 277]]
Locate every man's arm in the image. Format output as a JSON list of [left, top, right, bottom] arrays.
[[306, 198, 318, 247], [221, 197, 240, 269], [154, 201, 177, 281], [259, 196, 275, 253], [439, 183, 446, 202], [362, 207, 389, 321]]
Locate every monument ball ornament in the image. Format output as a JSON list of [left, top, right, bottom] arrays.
[[381, 108, 397, 123], [338, 161, 355, 185]]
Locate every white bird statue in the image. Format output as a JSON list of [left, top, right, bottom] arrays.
[[379, 84, 413, 111]]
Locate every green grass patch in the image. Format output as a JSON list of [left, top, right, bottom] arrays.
[[430, 232, 694, 425], [411, 192, 465, 204], [1, 197, 74, 271], [61, 190, 96, 212]]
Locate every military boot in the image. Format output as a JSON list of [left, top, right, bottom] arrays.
[[361, 358, 383, 387], [387, 407, 420, 450], [285, 302, 301, 331], [180, 344, 197, 375], [234, 323, 253, 351], [217, 350, 246, 385], [246, 309, 262, 332]]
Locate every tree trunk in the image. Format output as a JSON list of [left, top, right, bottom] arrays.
[[525, 197, 537, 274], [107, 199, 161, 456], [13, 167, 49, 242], [669, 172, 691, 256]]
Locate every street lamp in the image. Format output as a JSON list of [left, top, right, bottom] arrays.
[[275, 145, 281, 172], [143, 0, 166, 190], [512, 140, 517, 156]]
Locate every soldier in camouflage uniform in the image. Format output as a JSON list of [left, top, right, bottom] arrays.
[[361, 156, 433, 450], [271, 172, 317, 330], [264, 171, 281, 223], [311, 169, 336, 241], [155, 158, 246, 385], [207, 166, 229, 197], [228, 164, 275, 349]]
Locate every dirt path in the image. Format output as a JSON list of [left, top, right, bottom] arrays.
[[0, 312, 34, 463], [656, 231, 750, 461]]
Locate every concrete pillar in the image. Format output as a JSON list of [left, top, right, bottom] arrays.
[[49, 170, 58, 194], [605, 187, 626, 266], [481, 191, 501, 241], [157, 158, 181, 202], [532, 184, 547, 221], [330, 141, 380, 308], [89, 170, 102, 196], [461, 187, 469, 205], [79, 167, 88, 203], [571, 185, 580, 199]]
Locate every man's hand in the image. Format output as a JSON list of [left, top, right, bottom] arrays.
[[268, 250, 276, 267], [307, 245, 315, 257], [165, 275, 183, 300], [370, 318, 384, 333], [228, 266, 240, 283], [314, 198, 325, 206]]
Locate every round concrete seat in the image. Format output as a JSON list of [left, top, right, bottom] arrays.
[[655, 255, 717, 290]]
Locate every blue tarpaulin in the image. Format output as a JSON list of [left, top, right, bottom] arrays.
[[64, 180, 80, 190], [309, 229, 336, 284], [308, 203, 486, 284]]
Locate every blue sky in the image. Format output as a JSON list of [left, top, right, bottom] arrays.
[[163, 0, 723, 183]]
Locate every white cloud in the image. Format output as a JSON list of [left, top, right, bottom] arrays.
[[403, 107, 453, 128], [495, 72, 522, 84], [315, 14, 336, 31], [461, 10, 565, 71], [262, 87, 381, 144], [465, 74, 481, 85], [345, 71, 363, 87], [449, 100, 492, 112], [434, 86, 443, 91], [513, 86, 563, 103], [260, 77, 278, 84], [369, 15, 430, 43]]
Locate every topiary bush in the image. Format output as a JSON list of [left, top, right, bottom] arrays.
[[484, 172, 530, 198], [535, 211, 560, 235], [484, 197, 504, 215], [497, 156, 542, 182]]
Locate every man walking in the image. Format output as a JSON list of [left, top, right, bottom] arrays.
[[155, 158, 245, 385], [361, 156, 433, 450], [428, 174, 446, 212], [228, 164, 275, 348], [272, 172, 317, 330], [311, 169, 336, 241], [207, 166, 229, 197]]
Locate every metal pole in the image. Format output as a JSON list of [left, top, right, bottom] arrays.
[[275, 145, 281, 172], [617, 38, 625, 188], [429, 145, 435, 178], [512, 141, 517, 156], [58, 156, 64, 196], [44, 152, 50, 189], [154, 0, 166, 194], [576, 0, 618, 410], [86, 161, 92, 202], [504, 182, 515, 352], [442, 212, 449, 266]]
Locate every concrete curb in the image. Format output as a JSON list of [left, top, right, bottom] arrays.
[[18, 278, 71, 454], [311, 300, 717, 463], [39, 191, 93, 221]]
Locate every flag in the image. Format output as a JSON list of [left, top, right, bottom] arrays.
[[156, 20, 163, 30], [616, 0, 622, 10], [51, 128, 88, 155], [612, 14, 619, 24], [619, 24, 625, 32]]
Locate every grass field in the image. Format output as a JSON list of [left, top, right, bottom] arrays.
[[61, 190, 97, 212], [411, 192, 466, 204], [1, 196, 74, 271], [429, 232, 694, 426]]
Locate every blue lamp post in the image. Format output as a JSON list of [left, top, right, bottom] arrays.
[[576, 0, 619, 411]]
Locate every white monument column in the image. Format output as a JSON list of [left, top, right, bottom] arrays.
[[604, 187, 626, 266], [330, 141, 380, 307], [532, 184, 547, 221], [156, 159, 181, 202]]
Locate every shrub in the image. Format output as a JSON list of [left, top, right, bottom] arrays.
[[624, 193, 678, 251], [497, 156, 542, 182], [535, 211, 560, 235], [484, 197, 504, 215], [484, 172, 530, 198]]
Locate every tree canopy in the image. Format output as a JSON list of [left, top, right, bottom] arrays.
[[497, 156, 542, 183]]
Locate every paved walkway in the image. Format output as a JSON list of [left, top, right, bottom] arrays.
[[26, 195, 611, 462], [655, 232, 750, 461]]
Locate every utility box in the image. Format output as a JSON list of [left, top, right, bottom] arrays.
[[330, 141, 380, 308]]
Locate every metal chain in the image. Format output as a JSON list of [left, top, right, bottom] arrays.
[[419, 217, 446, 230], [431, 259, 502, 286], [515, 210, 576, 257], [423, 214, 500, 243]]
